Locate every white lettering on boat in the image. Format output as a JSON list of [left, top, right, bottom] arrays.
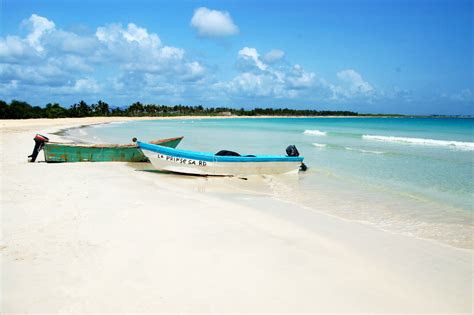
[[157, 154, 207, 166]]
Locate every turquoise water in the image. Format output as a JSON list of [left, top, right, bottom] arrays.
[[67, 118, 474, 249]]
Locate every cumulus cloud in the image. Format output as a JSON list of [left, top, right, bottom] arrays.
[[336, 69, 373, 94], [0, 63, 70, 87], [46, 30, 99, 55], [94, 22, 192, 75], [286, 65, 315, 89], [0, 36, 37, 61], [26, 14, 55, 52], [182, 61, 206, 81], [0, 14, 207, 102], [215, 47, 317, 99], [96, 23, 161, 47], [213, 47, 380, 104], [190, 7, 239, 37], [263, 49, 285, 63], [323, 69, 375, 101], [1, 14, 385, 106], [70, 78, 101, 93], [238, 47, 267, 71]]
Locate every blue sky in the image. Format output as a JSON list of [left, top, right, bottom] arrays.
[[1, 0, 472, 114]]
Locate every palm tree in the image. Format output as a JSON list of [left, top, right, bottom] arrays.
[[96, 100, 110, 116], [128, 102, 144, 116], [77, 100, 91, 117]]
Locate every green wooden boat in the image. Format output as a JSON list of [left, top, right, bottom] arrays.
[[43, 136, 183, 163]]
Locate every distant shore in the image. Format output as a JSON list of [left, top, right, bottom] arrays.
[[3, 99, 472, 121], [1, 114, 472, 132]]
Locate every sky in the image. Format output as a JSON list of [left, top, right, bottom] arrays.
[[1, 0, 472, 114]]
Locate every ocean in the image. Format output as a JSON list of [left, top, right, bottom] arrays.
[[66, 117, 474, 249]]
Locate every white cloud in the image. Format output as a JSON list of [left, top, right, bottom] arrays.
[[96, 23, 121, 43], [183, 61, 206, 81], [263, 49, 285, 63], [160, 46, 184, 59], [322, 69, 376, 101], [190, 7, 239, 37], [123, 23, 158, 45], [0, 14, 207, 101], [143, 74, 186, 95], [71, 78, 101, 93], [1, 14, 386, 106], [96, 23, 161, 48], [46, 30, 99, 55], [336, 69, 373, 94], [0, 63, 70, 86], [26, 14, 55, 52], [94, 23, 191, 75], [219, 73, 272, 97], [214, 47, 380, 103], [0, 36, 35, 61], [286, 64, 315, 89], [215, 47, 317, 99], [238, 47, 267, 71], [54, 55, 94, 72]]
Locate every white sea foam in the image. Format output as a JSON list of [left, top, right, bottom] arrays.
[[312, 143, 327, 148], [362, 135, 474, 151], [78, 129, 88, 135], [304, 129, 327, 136], [345, 147, 385, 154]]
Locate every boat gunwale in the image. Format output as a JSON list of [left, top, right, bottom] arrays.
[[45, 136, 184, 148], [138, 141, 304, 163]]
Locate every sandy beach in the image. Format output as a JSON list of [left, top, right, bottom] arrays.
[[1, 117, 472, 313]]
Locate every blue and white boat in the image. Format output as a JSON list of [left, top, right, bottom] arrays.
[[137, 140, 305, 176]]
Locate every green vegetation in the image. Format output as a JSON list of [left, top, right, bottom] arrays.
[[0, 99, 359, 119]]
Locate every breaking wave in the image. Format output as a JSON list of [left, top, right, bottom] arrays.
[[312, 143, 327, 148], [345, 147, 385, 154], [362, 135, 474, 151], [304, 129, 327, 136]]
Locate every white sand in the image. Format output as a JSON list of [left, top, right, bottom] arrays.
[[1, 118, 472, 313]]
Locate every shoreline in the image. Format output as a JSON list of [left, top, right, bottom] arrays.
[[7, 117, 472, 252], [1, 117, 472, 312], [59, 117, 473, 251]]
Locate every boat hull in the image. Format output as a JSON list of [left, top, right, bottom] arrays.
[[139, 142, 303, 176], [44, 137, 183, 162]]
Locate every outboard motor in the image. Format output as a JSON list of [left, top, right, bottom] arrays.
[[28, 134, 49, 162], [286, 145, 307, 172], [300, 163, 308, 171], [286, 145, 300, 157]]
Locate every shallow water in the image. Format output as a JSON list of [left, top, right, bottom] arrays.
[[67, 117, 474, 249]]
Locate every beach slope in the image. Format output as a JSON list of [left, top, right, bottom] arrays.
[[0, 118, 472, 313]]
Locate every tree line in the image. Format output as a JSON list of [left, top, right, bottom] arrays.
[[0, 99, 359, 119]]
